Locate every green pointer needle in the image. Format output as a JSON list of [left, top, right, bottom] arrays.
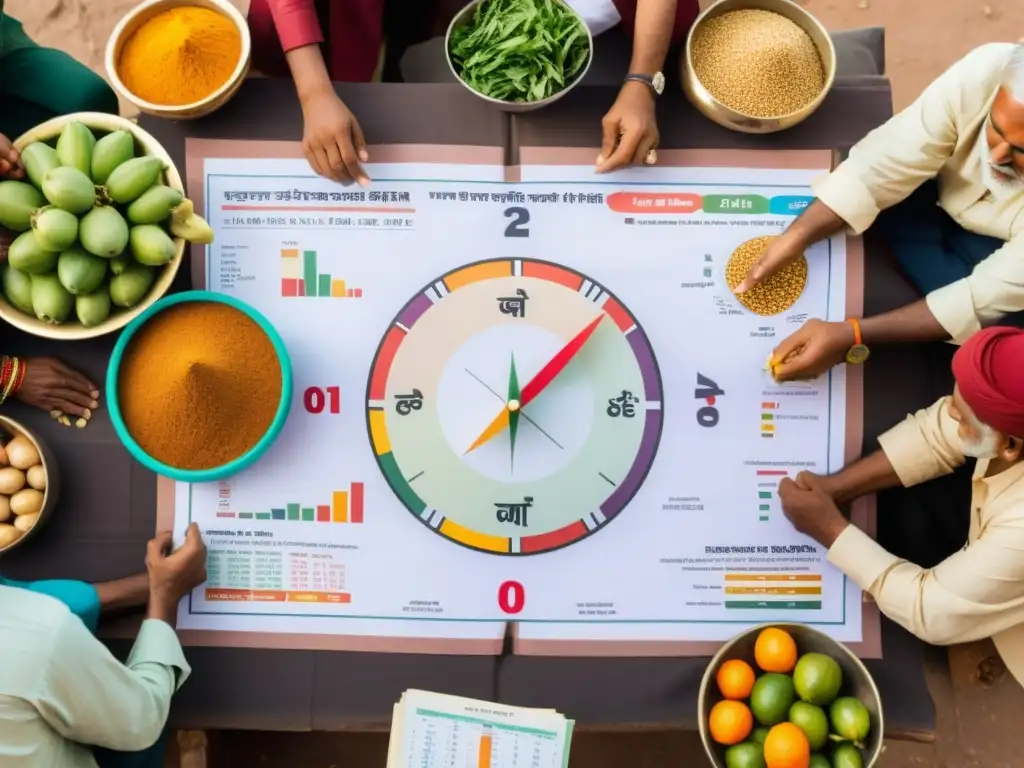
[[507, 353, 521, 472]]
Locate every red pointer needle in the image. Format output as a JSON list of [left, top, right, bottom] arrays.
[[518, 314, 605, 408], [463, 314, 605, 455]]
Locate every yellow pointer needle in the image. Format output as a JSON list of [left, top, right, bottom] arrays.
[[464, 406, 511, 455]]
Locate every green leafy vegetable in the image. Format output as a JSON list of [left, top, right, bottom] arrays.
[[449, 0, 590, 103]]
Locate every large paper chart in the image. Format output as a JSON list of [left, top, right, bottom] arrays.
[[168, 141, 877, 656]]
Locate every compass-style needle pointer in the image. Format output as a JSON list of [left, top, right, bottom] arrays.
[[507, 354, 521, 470], [464, 314, 605, 455]]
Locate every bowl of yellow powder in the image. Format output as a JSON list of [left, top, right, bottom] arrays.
[[106, 290, 293, 482], [106, 0, 251, 119], [682, 0, 836, 134]]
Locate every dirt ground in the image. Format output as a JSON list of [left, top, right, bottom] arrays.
[[6, 0, 1020, 766]]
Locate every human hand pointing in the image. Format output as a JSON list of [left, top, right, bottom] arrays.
[[768, 319, 854, 382]]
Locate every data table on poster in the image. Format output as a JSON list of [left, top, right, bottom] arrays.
[[173, 147, 865, 653]]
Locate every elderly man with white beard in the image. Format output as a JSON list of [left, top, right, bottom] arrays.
[[779, 327, 1024, 686], [731, 42, 1024, 382]]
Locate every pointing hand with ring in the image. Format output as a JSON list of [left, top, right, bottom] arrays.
[[596, 79, 660, 173]]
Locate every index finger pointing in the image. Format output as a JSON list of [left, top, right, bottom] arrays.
[[735, 250, 795, 294]]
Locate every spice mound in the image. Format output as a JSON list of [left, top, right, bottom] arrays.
[[118, 302, 281, 471], [726, 236, 808, 316], [691, 9, 825, 118], [116, 7, 242, 107]]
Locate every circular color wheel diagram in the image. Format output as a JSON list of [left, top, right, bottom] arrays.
[[366, 258, 664, 556]]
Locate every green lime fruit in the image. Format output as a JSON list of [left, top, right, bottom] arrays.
[[724, 741, 767, 768], [810, 754, 830, 768], [793, 653, 843, 706], [751, 726, 770, 745], [749, 673, 796, 726], [829, 697, 871, 743], [831, 743, 864, 768], [789, 701, 829, 751]]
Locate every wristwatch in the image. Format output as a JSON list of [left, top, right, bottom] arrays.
[[845, 318, 871, 365], [624, 72, 665, 97]]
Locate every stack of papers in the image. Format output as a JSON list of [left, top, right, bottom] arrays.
[[386, 689, 575, 768]]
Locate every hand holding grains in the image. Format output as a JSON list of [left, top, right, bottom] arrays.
[[691, 9, 825, 118], [117, 302, 281, 471], [726, 236, 808, 316]]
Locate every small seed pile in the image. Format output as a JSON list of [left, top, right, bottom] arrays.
[[691, 9, 825, 118], [725, 236, 807, 316]]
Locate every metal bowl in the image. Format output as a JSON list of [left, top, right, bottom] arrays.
[[445, 0, 593, 113], [682, 0, 836, 134], [2, 112, 185, 340], [105, 0, 251, 120], [698, 623, 884, 767], [0, 415, 61, 557]]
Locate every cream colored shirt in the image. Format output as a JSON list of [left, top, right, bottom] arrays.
[[828, 397, 1024, 686], [813, 43, 1024, 344], [0, 586, 190, 767]]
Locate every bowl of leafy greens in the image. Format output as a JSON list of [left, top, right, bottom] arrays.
[[446, 0, 593, 112]]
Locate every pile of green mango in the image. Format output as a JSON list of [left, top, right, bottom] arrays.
[[0, 120, 213, 328]]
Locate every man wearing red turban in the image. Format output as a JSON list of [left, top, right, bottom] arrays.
[[780, 326, 1024, 685]]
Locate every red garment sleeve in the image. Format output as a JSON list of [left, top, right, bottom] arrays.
[[266, 0, 324, 52]]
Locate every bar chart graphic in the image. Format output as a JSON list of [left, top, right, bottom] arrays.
[[280, 248, 363, 298], [755, 468, 786, 522], [215, 482, 365, 523], [760, 401, 777, 438]]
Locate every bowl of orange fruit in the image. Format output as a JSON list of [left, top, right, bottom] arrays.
[[698, 623, 883, 768]]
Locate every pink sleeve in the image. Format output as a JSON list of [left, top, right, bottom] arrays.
[[266, 0, 325, 52]]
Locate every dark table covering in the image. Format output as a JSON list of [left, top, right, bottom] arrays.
[[0, 80, 938, 735]]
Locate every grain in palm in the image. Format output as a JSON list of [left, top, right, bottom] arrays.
[[691, 9, 825, 118], [726, 236, 807, 315]]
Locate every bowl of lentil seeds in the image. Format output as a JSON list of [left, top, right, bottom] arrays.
[[683, 0, 836, 133], [724, 236, 808, 316]]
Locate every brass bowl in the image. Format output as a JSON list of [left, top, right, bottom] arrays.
[[105, 0, 251, 120], [3, 112, 185, 340], [682, 0, 836, 134], [445, 0, 593, 113], [0, 415, 61, 557], [698, 623, 884, 767]]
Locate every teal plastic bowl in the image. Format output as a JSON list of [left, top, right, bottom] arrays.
[[106, 290, 293, 483]]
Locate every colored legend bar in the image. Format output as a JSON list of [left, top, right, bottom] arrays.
[[280, 248, 363, 298], [703, 194, 769, 214], [724, 573, 823, 610], [725, 601, 822, 610], [206, 588, 352, 603]]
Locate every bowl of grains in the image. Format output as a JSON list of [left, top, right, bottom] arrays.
[[106, 290, 293, 482], [683, 0, 836, 133], [725, 236, 808, 316], [105, 0, 251, 119]]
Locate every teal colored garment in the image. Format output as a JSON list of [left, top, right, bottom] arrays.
[[0, 11, 119, 140], [0, 576, 100, 633], [0, 578, 171, 768]]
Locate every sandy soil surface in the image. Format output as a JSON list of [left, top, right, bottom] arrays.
[[3, 0, 1016, 111]]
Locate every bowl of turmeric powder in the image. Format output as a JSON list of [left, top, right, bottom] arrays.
[[105, 0, 251, 119], [106, 290, 293, 482]]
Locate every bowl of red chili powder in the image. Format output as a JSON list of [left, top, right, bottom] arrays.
[[106, 290, 292, 482]]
